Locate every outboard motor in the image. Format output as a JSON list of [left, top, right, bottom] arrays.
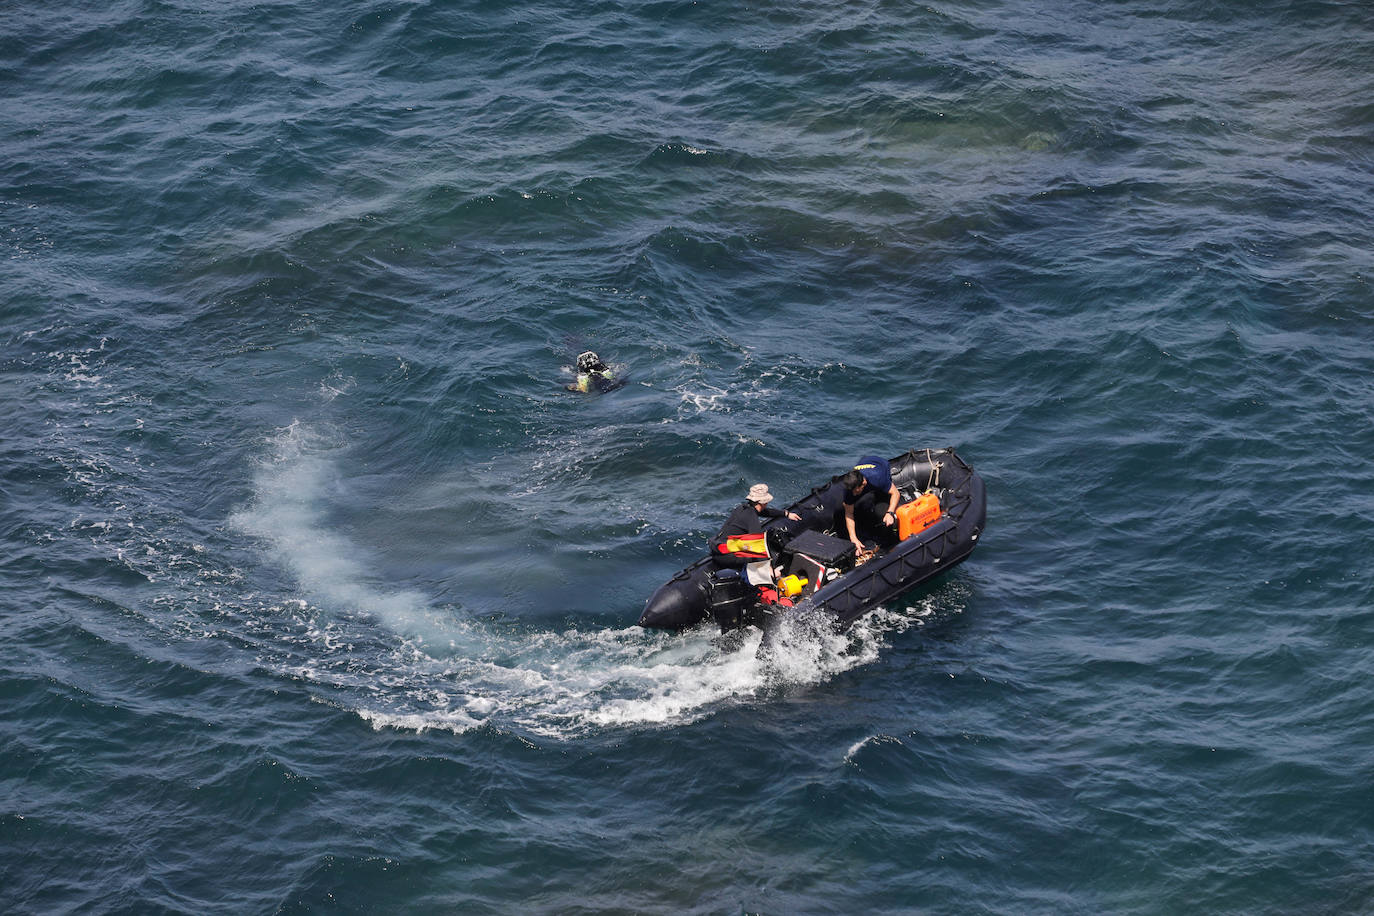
[[705, 569, 756, 632], [891, 448, 947, 498]]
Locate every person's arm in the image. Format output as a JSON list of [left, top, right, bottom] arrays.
[[845, 503, 861, 549], [882, 483, 900, 527], [761, 505, 801, 522]]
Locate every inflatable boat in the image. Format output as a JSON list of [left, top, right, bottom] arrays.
[[639, 447, 986, 633]]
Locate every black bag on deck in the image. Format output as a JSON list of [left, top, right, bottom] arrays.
[[780, 529, 856, 569]]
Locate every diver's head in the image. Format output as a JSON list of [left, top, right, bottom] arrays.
[[576, 351, 605, 373]]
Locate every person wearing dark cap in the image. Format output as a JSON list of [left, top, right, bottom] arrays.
[[710, 483, 800, 571], [841, 455, 901, 553]]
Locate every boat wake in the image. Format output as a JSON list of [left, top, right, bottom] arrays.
[[228, 422, 955, 738]]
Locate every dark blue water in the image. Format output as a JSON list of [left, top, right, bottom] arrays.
[[4, 1, 1373, 912]]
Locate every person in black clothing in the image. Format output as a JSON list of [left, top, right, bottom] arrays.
[[841, 454, 901, 553], [711, 483, 800, 571], [565, 350, 625, 393]]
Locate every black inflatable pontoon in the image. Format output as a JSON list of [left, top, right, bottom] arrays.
[[639, 447, 986, 633]]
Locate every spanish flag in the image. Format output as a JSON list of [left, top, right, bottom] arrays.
[[715, 532, 769, 560]]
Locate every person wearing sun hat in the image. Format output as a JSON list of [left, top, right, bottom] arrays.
[[746, 483, 774, 505], [709, 482, 801, 571]]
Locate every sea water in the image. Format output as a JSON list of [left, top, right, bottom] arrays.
[[2, 1, 1372, 912]]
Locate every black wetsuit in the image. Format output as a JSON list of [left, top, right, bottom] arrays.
[[710, 501, 783, 569], [568, 369, 621, 393]]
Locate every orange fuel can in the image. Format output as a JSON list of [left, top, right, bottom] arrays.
[[897, 493, 942, 540]]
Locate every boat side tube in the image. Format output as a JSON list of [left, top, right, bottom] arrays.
[[638, 558, 714, 630], [806, 517, 967, 627], [782, 448, 986, 629]]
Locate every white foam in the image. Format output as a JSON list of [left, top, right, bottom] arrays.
[[230, 421, 439, 640], [318, 371, 355, 402], [231, 421, 941, 737], [844, 733, 903, 764], [675, 383, 729, 413], [354, 705, 484, 734]]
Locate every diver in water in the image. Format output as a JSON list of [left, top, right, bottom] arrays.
[[566, 350, 624, 393]]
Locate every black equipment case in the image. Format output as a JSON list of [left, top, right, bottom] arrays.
[[780, 529, 856, 570]]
